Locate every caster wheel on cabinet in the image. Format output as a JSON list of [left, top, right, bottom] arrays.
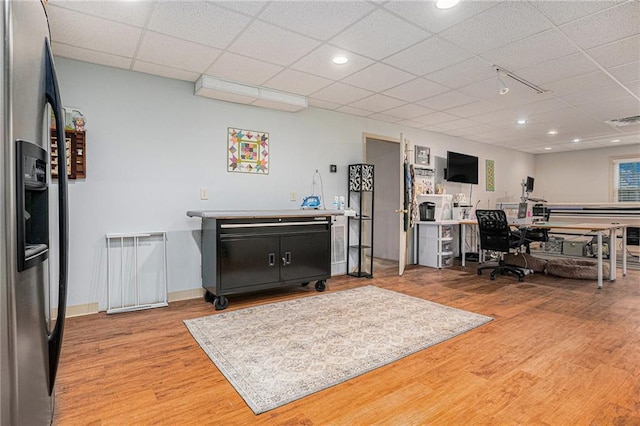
[[315, 280, 326, 292], [214, 296, 229, 310], [204, 291, 215, 303]]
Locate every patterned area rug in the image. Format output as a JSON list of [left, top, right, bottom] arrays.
[[184, 285, 492, 414]]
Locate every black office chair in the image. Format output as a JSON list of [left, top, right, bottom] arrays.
[[475, 209, 526, 281]]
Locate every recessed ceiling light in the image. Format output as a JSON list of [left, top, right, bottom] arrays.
[[516, 119, 527, 125], [544, 147, 553, 150], [435, 0, 460, 9], [547, 130, 558, 136], [332, 56, 349, 65], [611, 139, 620, 143], [571, 138, 580, 144]]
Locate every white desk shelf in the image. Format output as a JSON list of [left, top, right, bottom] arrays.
[[416, 221, 458, 269]]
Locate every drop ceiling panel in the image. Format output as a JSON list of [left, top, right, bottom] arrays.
[[258, 1, 375, 40], [205, 53, 283, 86], [530, 1, 624, 26], [310, 82, 373, 105], [309, 99, 341, 110], [559, 2, 640, 50], [383, 103, 435, 120], [137, 32, 221, 73], [291, 45, 374, 80], [516, 53, 600, 85], [335, 105, 372, 117], [133, 61, 200, 82], [383, 36, 474, 76], [228, 21, 320, 66], [49, 0, 152, 26], [263, 70, 333, 96], [348, 94, 406, 113], [382, 78, 450, 103], [396, 119, 426, 129], [434, 118, 479, 131], [52, 42, 132, 70], [444, 100, 502, 117], [342, 63, 415, 93], [608, 62, 640, 83], [47, 6, 142, 57], [215, 1, 268, 16], [381, 0, 496, 34], [559, 85, 633, 107], [417, 90, 478, 111], [480, 30, 579, 72], [423, 57, 495, 89], [329, 9, 430, 60], [586, 35, 640, 69], [544, 71, 619, 97], [148, 2, 250, 49], [367, 113, 403, 123], [439, 2, 553, 54], [412, 111, 459, 126]]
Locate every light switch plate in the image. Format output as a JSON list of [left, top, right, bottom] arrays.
[[200, 187, 208, 200]]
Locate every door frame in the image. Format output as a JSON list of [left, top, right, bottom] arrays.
[[363, 133, 407, 275]]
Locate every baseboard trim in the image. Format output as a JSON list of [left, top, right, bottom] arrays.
[[53, 302, 100, 318], [58, 289, 205, 318], [168, 288, 204, 302]]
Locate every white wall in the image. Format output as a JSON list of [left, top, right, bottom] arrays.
[[54, 58, 536, 310], [534, 144, 640, 203]]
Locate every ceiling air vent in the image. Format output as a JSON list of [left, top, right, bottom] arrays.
[[605, 115, 640, 127]]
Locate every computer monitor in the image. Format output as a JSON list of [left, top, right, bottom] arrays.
[[525, 176, 534, 192]]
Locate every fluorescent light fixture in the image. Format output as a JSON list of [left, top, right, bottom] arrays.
[[332, 56, 349, 65], [611, 139, 621, 143], [195, 74, 307, 108], [547, 130, 558, 135], [497, 70, 509, 95], [544, 147, 553, 150], [436, 0, 460, 9], [494, 65, 547, 95], [571, 138, 580, 144], [516, 119, 527, 124]]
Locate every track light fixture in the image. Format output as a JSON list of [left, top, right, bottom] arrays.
[[494, 65, 547, 95], [496, 70, 509, 95]]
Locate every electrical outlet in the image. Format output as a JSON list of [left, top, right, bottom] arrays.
[[290, 192, 297, 201], [200, 187, 208, 200]]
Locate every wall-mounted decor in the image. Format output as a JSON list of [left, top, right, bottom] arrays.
[[228, 127, 269, 174], [414, 145, 431, 167], [486, 159, 495, 191]]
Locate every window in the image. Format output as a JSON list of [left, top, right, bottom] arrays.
[[612, 157, 640, 202]]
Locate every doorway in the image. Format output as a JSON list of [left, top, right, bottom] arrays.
[[364, 135, 400, 272]]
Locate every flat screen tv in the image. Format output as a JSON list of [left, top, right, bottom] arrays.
[[446, 151, 478, 184]]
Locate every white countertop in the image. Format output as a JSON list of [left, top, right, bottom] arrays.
[[187, 209, 344, 219]]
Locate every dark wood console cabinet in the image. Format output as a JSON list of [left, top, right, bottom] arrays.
[[188, 211, 333, 310]]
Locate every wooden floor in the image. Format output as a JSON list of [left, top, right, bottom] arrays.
[[54, 263, 640, 425]]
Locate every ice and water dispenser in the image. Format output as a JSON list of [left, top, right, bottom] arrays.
[[16, 140, 49, 271]]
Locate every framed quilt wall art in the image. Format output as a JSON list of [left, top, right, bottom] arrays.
[[228, 127, 269, 174]]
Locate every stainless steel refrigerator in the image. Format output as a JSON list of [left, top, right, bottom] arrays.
[[1, 0, 69, 424]]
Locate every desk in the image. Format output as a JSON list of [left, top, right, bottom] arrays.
[[528, 222, 628, 289]]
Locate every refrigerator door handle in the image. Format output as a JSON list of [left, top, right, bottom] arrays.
[[44, 37, 68, 396]]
